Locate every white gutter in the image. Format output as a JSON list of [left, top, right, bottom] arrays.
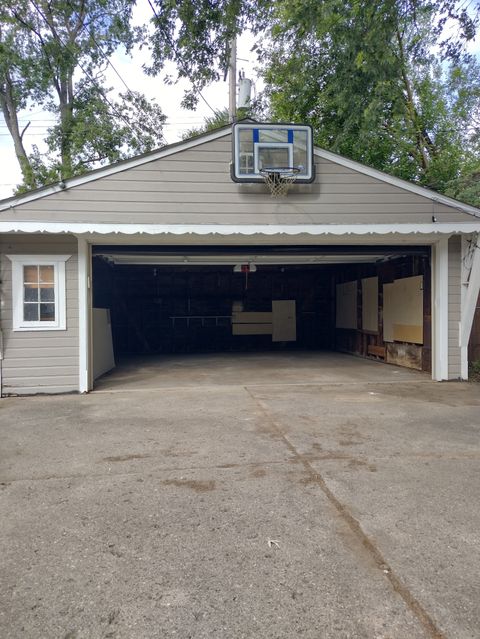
[[1, 222, 480, 236]]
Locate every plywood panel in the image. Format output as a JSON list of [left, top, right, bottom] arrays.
[[383, 282, 395, 342], [93, 308, 115, 380], [232, 312, 272, 324], [393, 324, 423, 343], [383, 275, 423, 344], [361, 276, 378, 333], [232, 323, 273, 335], [336, 281, 358, 329], [272, 300, 296, 342]]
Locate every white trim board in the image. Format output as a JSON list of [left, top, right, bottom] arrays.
[[1, 222, 480, 236], [78, 238, 90, 393]]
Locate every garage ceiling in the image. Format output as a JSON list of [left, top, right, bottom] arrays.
[[94, 244, 429, 267]]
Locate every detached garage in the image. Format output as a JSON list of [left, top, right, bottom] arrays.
[[0, 121, 479, 395]]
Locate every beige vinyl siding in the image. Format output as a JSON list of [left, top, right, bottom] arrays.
[[1, 136, 474, 225], [0, 234, 79, 395], [448, 235, 462, 379]]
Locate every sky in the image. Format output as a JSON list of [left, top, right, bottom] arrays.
[[0, 1, 261, 199]]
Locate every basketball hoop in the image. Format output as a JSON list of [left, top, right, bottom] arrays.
[[260, 167, 301, 198]]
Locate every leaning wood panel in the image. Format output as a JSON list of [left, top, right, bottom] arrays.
[[393, 324, 423, 343], [383, 283, 395, 342], [272, 300, 296, 342], [232, 312, 272, 324], [336, 281, 358, 329], [383, 275, 423, 344], [361, 276, 378, 333], [232, 323, 273, 335]]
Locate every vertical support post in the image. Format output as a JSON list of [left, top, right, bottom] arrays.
[[78, 237, 90, 393], [460, 235, 469, 380], [432, 238, 449, 380], [460, 233, 480, 378], [228, 36, 237, 123]]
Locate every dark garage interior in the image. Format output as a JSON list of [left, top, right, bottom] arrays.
[[92, 245, 431, 373]]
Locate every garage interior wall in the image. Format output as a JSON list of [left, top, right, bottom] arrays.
[[93, 259, 336, 355], [92, 248, 432, 374], [334, 253, 431, 371]]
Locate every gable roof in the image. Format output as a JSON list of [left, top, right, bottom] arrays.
[[1, 121, 479, 237], [0, 123, 234, 211]]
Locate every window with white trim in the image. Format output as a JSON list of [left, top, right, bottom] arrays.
[[7, 255, 71, 331]]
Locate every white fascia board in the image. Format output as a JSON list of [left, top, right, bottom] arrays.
[[314, 148, 480, 218], [0, 128, 232, 212], [1, 222, 480, 236]]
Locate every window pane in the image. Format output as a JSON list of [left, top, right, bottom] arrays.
[[24, 303, 39, 321], [40, 287, 55, 302], [24, 284, 39, 302], [24, 265, 38, 283], [40, 303, 55, 321], [39, 265, 54, 283]]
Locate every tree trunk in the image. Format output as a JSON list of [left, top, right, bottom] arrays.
[[395, 28, 435, 174], [0, 72, 36, 190]]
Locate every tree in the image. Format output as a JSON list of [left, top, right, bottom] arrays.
[[0, 0, 166, 191], [181, 105, 255, 140], [147, 0, 271, 109], [182, 109, 230, 140], [259, 0, 480, 199]]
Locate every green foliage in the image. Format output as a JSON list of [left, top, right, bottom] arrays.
[[445, 163, 480, 207], [147, 0, 271, 108], [181, 106, 252, 139], [260, 0, 480, 204], [182, 108, 231, 140], [470, 359, 480, 382], [0, 0, 165, 191]]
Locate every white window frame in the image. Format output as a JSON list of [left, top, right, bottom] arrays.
[[7, 254, 71, 331]]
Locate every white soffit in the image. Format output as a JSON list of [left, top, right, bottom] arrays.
[[1, 222, 480, 236]]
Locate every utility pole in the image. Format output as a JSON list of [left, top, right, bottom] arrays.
[[228, 36, 237, 123]]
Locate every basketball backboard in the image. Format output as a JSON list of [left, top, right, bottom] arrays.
[[231, 122, 315, 183]]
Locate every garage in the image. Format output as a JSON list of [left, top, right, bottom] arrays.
[[90, 243, 432, 384], [1, 120, 480, 395]]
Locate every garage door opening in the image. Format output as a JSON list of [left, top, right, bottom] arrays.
[[91, 245, 431, 385]]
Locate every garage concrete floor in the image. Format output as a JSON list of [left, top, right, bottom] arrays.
[[1, 353, 479, 639], [94, 351, 426, 391]]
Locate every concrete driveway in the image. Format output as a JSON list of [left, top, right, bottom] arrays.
[[1, 353, 479, 638]]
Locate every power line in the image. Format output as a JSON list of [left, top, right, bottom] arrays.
[[22, 1, 156, 147], [145, 0, 218, 116], [84, 31, 165, 142], [0, 120, 207, 132]]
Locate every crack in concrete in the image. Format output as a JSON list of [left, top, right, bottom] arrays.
[[0, 459, 288, 484], [244, 385, 446, 639], [90, 378, 434, 394]]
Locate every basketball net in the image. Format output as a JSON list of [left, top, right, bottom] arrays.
[[260, 168, 300, 198]]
